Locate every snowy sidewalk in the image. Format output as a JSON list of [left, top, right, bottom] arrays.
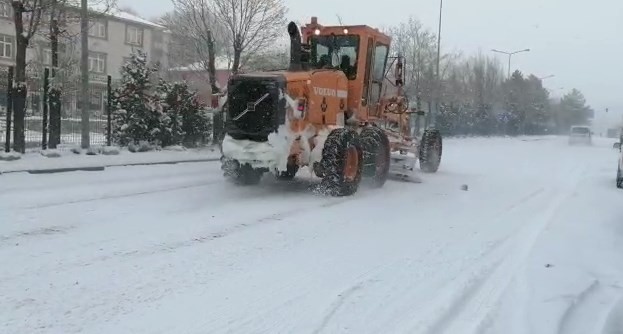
[[0, 146, 222, 174]]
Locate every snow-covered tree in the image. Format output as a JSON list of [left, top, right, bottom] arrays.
[[110, 50, 161, 146], [156, 80, 212, 147], [556, 89, 593, 132]]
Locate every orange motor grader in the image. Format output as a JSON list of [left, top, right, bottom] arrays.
[[220, 17, 442, 196]]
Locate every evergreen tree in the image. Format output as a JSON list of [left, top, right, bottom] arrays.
[[110, 50, 160, 146], [156, 80, 212, 147], [556, 89, 593, 132]]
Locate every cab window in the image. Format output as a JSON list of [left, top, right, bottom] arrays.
[[310, 35, 360, 80], [372, 44, 389, 82], [368, 43, 389, 107]]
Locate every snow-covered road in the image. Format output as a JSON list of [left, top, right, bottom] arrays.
[[2, 136, 623, 334]]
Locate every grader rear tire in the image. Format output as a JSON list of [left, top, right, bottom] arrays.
[[221, 159, 264, 185], [319, 128, 363, 196], [420, 129, 442, 173], [360, 126, 390, 188]]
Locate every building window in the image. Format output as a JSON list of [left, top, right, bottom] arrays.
[[125, 26, 143, 46], [0, 34, 13, 58], [0, 2, 11, 18], [88, 52, 106, 73], [88, 20, 107, 39]]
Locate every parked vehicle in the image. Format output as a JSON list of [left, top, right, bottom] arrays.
[[614, 142, 623, 188], [568, 125, 592, 145]]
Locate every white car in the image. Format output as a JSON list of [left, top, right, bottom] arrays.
[[568, 125, 592, 145]]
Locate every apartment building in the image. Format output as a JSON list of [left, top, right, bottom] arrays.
[[0, 2, 170, 111]]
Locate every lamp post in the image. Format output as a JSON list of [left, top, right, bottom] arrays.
[[539, 74, 555, 80], [491, 48, 531, 78], [431, 0, 443, 128]]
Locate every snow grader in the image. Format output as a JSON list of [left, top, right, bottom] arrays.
[[219, 17, 442, 196]]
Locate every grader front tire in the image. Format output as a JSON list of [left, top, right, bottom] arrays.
[[360, 127, 390, 188], [319, 128, 363, 196]]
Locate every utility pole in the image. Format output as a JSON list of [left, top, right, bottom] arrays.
[[432, 0, 443, 128], [80, 0, 90, 149]]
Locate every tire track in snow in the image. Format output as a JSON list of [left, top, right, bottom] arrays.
[[0, 181, 400, 283], [312, 283, 366, 334], [417, 164, 588, 334], [601, 295, 623, 334], [184, 184, 459, 334], [300, 185, 552, 334], [218, 256, 411, 334], [0, 164, 215, 194], [19, 179, 221, 210], [558, 280, 623, 334], [0, 225, 76, 244]]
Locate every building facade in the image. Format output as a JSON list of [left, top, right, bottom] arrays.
[[0, 3, 170, 113]]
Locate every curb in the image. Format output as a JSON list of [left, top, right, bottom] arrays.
[[1, 157, 221, 175]]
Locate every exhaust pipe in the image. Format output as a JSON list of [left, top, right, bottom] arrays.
[[287, 21, 302, 71]]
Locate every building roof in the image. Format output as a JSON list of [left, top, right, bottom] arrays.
[[106, 8, 165, 29], [170, 56, 233, 72], [65, 1, 165, 29]]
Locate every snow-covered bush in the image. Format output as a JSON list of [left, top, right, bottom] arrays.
[[101, 146, 120, 155], [0, 151, 22, 161], [40, 149, 61, 158], [128, 140, 156, 153]]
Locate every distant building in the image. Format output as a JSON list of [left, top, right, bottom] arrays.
[[0, 3, 171, 111], [168, 56, 242, 106]]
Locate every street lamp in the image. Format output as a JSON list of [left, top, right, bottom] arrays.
[[539, 74, 555, 80], [491, 48, 531, 78], [431, 0, 443, 127]]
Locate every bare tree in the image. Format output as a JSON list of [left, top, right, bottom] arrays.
[[388, 17, 438, 112], [8, 0, 114, 152], [169, 0, 228, 94], [118, 5, 137, 15], [243, 46, 289, 71], [211, 0, 287, 73], [44, 0, 115, 148], [11, 0, 44, 152]]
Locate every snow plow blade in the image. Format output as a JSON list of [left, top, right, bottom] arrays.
[[389, 151, 422, 183]]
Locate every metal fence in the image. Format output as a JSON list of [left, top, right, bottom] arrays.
[[1, 66, 113, 152]]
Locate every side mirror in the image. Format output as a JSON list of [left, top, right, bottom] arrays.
[[613, 142, 621, 149]]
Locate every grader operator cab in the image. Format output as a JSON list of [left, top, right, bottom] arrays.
[[220, 17, 442, 196]]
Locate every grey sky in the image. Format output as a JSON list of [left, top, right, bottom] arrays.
[[119, 0, 623, 124]]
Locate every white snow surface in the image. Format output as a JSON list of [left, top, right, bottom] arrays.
[[2, 136, 623, 333], [0, 147, 220, 173]]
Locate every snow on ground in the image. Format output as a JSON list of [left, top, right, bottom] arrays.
[[1, 135, 623, 333], [0, 146, 221, 173]]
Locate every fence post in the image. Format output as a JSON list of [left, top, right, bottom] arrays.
[[48, 78, 61, 149], [106, 75, 112, 146], [5, 67, 13, 153], [42, 68, 49, 150]]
